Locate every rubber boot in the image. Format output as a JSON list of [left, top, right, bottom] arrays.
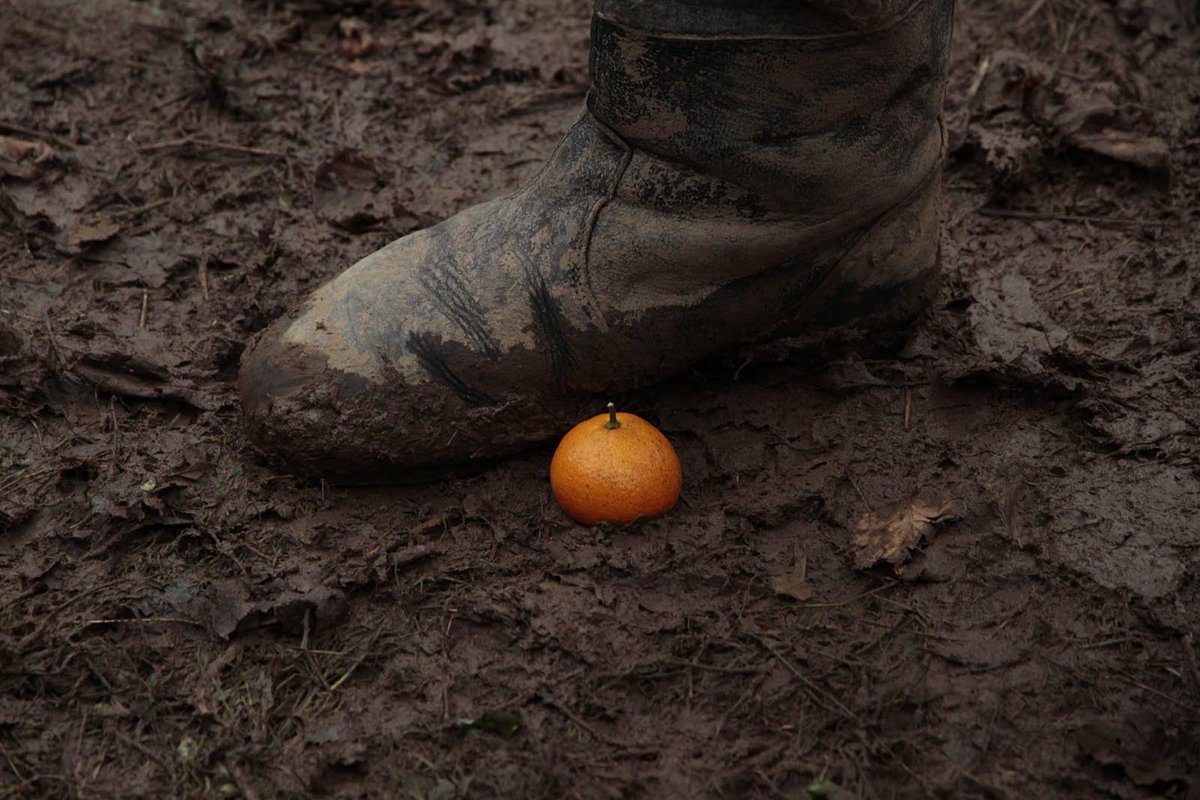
[[240, 0, 953, 483]]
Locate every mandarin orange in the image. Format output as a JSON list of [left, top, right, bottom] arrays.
[[550, 403, 682, 525]]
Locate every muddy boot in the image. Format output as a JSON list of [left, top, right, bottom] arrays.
[[240, 0, 953, 482]]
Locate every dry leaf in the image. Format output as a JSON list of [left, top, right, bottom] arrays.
[[65, 220, 121, 253], [0, 135, 53, 164], [851, 494, 959, 571], [771, 572, 814, 602], [1067, 128, 1169, 172]]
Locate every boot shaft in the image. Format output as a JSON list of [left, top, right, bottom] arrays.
[[588, 0, 952, 213]]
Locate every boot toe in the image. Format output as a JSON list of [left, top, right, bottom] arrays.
[[238, 306, 568, 484], [238, 315, 364, 478]]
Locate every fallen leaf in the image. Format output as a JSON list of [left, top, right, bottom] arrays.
[[771, 563, 814, 601], [968, 271, 1070, 372], [64, 220, 121, 253], [772, 575, 813, 601], [200, 579, 255, 639], [0, 135, 53, 164], [960, 51, 1171, 178], [1067, 128, 1169, 172], [0, 135, 54, 180], [851, 494, 959, 570], [815, 356, 887, 392], [314, 151, 385, 232]]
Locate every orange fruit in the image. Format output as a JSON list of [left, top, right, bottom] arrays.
[[550, 403, 682, 526]]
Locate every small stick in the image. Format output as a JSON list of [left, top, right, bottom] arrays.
[[199, 258, 210, 301], [138, 289, 148, 329], [41, 309, 64, 370], [1116, 673, 1194, 711], [1183, 632, 1200, 699], [328, 631, 380, 692], [903, 389, 912, 431], [139, 137, 285, 159], [82, 616, 200, 628], [541, 691, 630, 749], [758, 637, 930, 791], [18, 580, 128, 647], [108, 399, 120, 480], [966, 55, 992, 102], [113, 197, 171, 221], [0, 122, 73, 149], [845, 468, 873, 512], [661, 659, 764, 675], [1017, 0, 1047, 28], [980, 207, 1168, 229], [1079, 637, 1135, 650]]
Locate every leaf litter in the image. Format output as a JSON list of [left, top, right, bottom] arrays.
[[851, 494, 961, 571]]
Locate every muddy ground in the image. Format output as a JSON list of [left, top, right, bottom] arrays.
[[2, 0, 1199, 797]]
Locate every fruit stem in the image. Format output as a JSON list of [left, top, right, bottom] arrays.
[[605, 402, 621, 430]]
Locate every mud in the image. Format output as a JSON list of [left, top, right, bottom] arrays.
[[2, 0, 1198, 797]]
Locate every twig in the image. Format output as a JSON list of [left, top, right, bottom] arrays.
[[854, 615, 968, 642], [328, 630, 380, 692], [1183, 633, 1200, 700], [42, 309, 62, 370], [138, 289, 148, 329], [107, 397, 120, 480], [758, 638, 859, 721], [18, 580, 128, 647], [139, 137, 286, 159], [755, 636, 931, 792], [661, 659, 765, 675], [1052, 286, 1090, 302], [1060, 2, 1090, 54], [0, 741, 29, 787], [713, 679, 759, 738], [112, 197, 172, 221], [845, 468, 873, 512], [980, 207, 1167, 229], [801, 579, 897, 610], [0, 121, 73, 149], [82, 616, 202, 628], [903, 389, 912, 431], [966, 55, 992, 103], [1078, 637, 1135, 650], [1116, 673, 1194, 711], [199, 258, 210, 301], [540, 690, 631, 750], [0, 463, 61, 496], [109, 729, 171, 774], [1017, 0, 1047, 28], [1045, 0, 1059, 40]]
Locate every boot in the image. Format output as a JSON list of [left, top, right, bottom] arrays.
[[240, 0, 953, 483]]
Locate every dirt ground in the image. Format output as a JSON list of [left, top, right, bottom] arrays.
[[2, 0, 1199, 797]]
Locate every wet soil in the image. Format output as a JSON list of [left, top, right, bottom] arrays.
[[2, 0, 1199, 797]]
